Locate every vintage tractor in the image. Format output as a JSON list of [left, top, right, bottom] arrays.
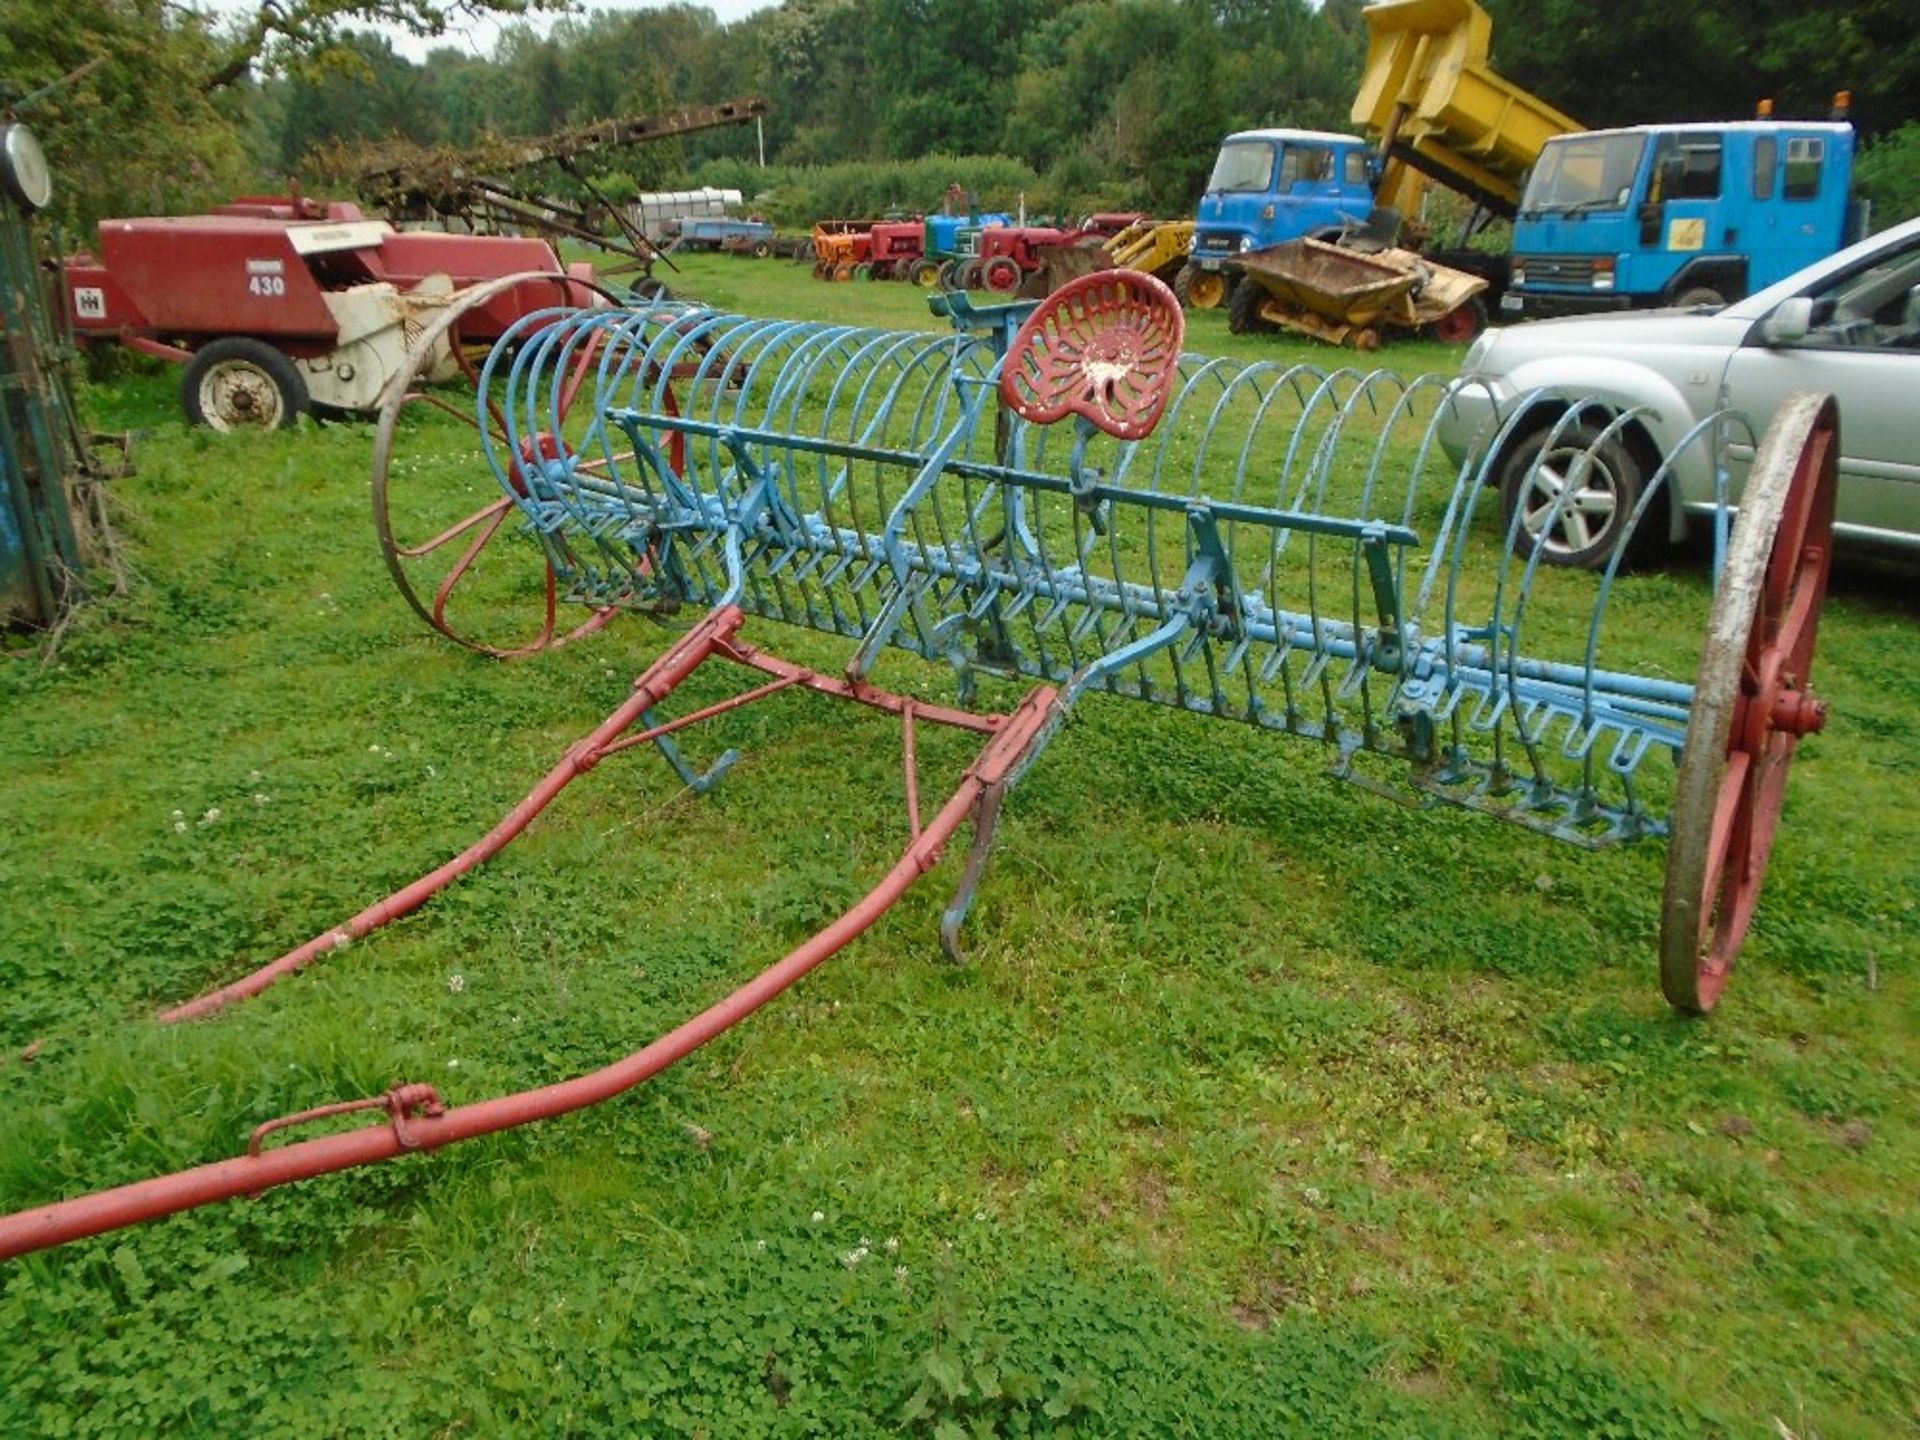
[[864, 219, 927, 280], [1028, 217, 1195, 294], [808, 220, 876, 281], [967, 214, 1144, 292], [60, 196, 600, 429]]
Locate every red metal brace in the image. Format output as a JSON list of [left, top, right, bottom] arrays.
[[0, 617, 1059, 1258]]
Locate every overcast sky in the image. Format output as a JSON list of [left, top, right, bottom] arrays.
[[195, 1, 780, 64]]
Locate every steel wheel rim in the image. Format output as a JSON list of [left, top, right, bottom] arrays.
[[371, 271, 628, 659], [1519, 442, 1624, 557], [1660, 391, 1837, 1013]]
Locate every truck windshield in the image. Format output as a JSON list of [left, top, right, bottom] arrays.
[[1522, 134, 1647, 215], [1208, 142, 1276, 194]]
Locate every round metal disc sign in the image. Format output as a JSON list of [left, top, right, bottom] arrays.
[[1, 124, 54, 212]]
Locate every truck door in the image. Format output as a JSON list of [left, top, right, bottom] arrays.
[[1640, 133, 1725, 297], [1754, 134, 1845, 287], [1276, 144, 1341, 236], [1720, 229, 1920, 542]]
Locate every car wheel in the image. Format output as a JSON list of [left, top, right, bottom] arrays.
[[1498, 420, 1651, 570], [183, 338, 308, 431]]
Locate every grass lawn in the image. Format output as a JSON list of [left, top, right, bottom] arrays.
[[1, 251, 1914, 1437]]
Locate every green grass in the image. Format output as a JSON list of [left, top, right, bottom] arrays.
[[1, 253, 1916, 1437]]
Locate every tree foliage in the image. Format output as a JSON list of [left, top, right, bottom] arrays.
[[6, 0, 1917, 234]]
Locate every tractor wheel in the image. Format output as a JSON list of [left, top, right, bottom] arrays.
[[982, 257, 1022, 293], [752, 239, 772, 259], [936, 260, 958, 290], [852, 262, 872, 281], [1175, 263, 1227, 312], [183, 338, 308, 431], [960, 259, 985, 290], [811, 260, 828, 280], [1226, 277, 1273, 335], [909, 258, 941, 287], [832, 261, 855, 282], [1428, 298, 1488, 344]]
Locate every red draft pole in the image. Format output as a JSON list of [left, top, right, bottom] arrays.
[[156, 608, 748, 1024], [0, 685, 1057, 1260]]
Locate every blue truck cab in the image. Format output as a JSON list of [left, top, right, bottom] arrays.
[[1506, 121, 1860, 317], [1190, 129, 1376, 271]]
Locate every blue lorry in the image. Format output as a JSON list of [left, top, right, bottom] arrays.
[[1503, 120, 1865, 316], [1180, 129, 1377, 310]]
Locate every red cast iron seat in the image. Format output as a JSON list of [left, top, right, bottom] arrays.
[[999, 269, 1185, 442]]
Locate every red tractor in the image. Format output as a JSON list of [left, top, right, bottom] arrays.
[[965, 213, 1145, 292], [864, 219, 927, 280], [61, 195, 600, 430]]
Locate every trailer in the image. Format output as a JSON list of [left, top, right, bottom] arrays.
[[668, 215, 776, 256], [60, 201, 600, 430]]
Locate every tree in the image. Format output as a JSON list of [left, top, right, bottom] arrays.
[[1480, 1, 1918, 138], [203, 0, 569, 91], [1, 0, 565, 230], [2, 0, 254, 231]]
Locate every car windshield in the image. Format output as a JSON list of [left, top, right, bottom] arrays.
[[1208, 141, 1276, 194], [1523, 134, 1647, 214]]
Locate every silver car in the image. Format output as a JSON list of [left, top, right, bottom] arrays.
[[1442, 215, 1920, 567]]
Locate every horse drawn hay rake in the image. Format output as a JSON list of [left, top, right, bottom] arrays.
[[0, 272, 1837, 1258]]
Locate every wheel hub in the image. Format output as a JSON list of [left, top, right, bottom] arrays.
[[204, 362, 282, 430]]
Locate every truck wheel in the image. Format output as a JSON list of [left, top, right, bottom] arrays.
[[183, 338, 308, 431], [1673, 286, 1727, 310], [1498, 420, 1652, 570], [982, 256, 1022, 293], [1174, 263, 1226, 311], [1226, 277, 1272, 335]]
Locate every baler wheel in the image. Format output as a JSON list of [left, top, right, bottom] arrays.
[[1660, 392, 1837, 1014], [183, 338, 308, 431]]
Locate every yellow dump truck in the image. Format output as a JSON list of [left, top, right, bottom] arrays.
[[1185, 0, 1581, 344]]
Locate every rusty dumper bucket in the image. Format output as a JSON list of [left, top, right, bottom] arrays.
[[1235, 237, 1486, 348]]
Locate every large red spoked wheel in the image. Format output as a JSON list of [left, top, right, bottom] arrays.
[[371, 271, 658, 659], [999, 269, 1185, 442], [1660, 391, 1838, 1014]]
